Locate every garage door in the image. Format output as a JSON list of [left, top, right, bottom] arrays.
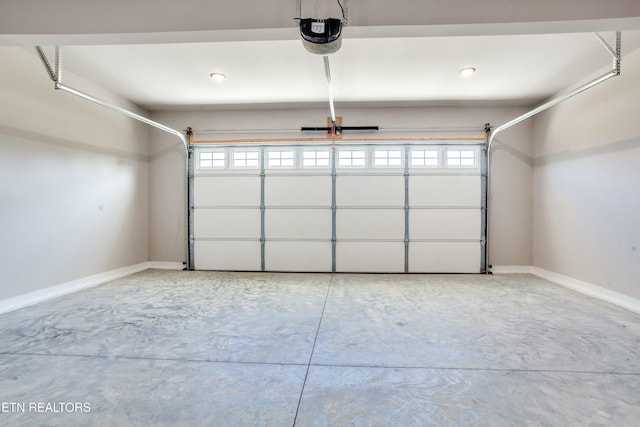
[[191, 142, 485, 273]]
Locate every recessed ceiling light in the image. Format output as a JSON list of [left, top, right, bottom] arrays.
[[459, 67, 476, 77], [209, 72, 226, 82]]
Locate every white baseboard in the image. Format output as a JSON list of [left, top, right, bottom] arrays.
[[493, 265, 640, 315], [0, 261, 180, 315], [532, 267, 640, 315]]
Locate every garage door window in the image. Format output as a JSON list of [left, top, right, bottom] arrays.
[[411, 149, 439, 167], [446, 148, 476, 168], [198, 151, 226, 169], [338, 150, 366, 167], [232, 150, 260, 168], [374, 149, 403, 167], [302, 150, 331, 167], [267, 150, 295, 168]]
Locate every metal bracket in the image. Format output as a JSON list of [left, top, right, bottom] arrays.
[[594, 31, 622, 76], [295, 0, 350, 23], [615, 31, 622, 76], [594, 32, 621, 61], [35, 46, 58, 83]]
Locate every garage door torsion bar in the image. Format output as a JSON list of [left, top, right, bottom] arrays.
[[193, 126, 483, 134], [483, 31, 621, 274], [35, 46, 193, 269]]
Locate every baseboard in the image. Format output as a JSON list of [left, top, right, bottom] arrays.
[[490, 265, 535, 274], [0, 262, 151, 315], [532, 267, 640, 315], [491, 265, 640, 314]]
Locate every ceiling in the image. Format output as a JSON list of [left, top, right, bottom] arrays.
[[55, 30, 640, 111], [5, 1, 640, 111]]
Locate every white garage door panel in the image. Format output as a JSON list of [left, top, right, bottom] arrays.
[[193, 143, 484, 273], [265, 241, 332, 272], [337, 209, 404, 240], [194, 176, 260, 206], [336, 242, 405, 272], [194, 209, 260, 239], [265, 176, 331, 206], [409, 209, 481, 240], [265, 209, 331, 239], [194, 241, 261, 271], [409, 242, 480, 273], [410, 175, 480, 206], [336, 175, 404, 206]]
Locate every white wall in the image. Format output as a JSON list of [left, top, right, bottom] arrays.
[[0, 46, 538, 298], [149, 105, 533, 267], [532, 48, 640, 299], [0, 47, 150, 300]]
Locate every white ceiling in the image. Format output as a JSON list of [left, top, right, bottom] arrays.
[[56, 30, 640, 111], [9, 0, 638, 112]]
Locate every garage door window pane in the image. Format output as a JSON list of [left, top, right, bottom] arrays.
[[411, 149, 439, 167], [233, 151, 260, 168], [198, 151, 225, 168], [303, 150, 330, 167], [446, 149, 476, 167], [374, 150, 403, 167], [268, 150, 295, 168], [338, 150, 366, 167]]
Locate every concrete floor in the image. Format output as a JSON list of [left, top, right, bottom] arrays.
[[0, 270, 639, 426]]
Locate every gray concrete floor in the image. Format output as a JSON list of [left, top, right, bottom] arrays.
[[1, 270, 639, 426]]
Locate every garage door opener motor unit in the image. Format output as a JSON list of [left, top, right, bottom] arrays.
[[296, 0, 348, 55]]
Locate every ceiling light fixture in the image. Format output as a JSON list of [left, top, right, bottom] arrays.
[[459, 67, 476, 77], [209, 72, 226, 82]]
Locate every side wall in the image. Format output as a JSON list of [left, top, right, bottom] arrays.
[[0, 47, 150, 300], [533, 48, 640, 299], [149, 106, 533, 267]]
